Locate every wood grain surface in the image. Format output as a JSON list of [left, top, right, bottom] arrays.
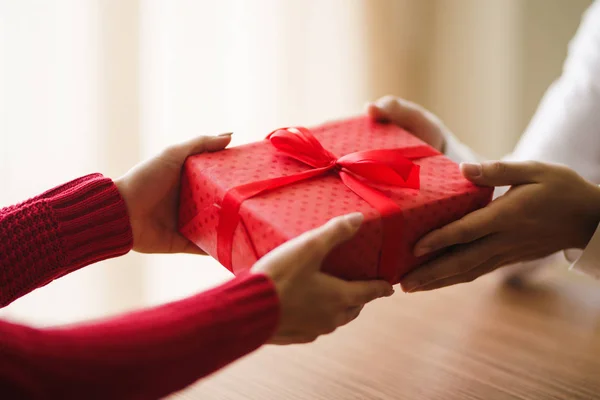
[[173, 267, 600, 400]]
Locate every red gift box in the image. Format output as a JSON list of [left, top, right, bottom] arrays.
[[178, 116, 492, 284]]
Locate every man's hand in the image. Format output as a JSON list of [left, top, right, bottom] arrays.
[[252, 213, 394, 345], [400, 161, 600, 292], [115, 133, 232, 254]]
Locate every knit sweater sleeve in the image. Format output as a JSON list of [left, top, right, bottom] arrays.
[[0, 173, 132, 307], [0, 272, 279, 400], [0, 175, 280, 399]]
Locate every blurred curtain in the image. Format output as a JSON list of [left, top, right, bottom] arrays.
[[0, 0, 591, 325], [0, 0, 146, 325]]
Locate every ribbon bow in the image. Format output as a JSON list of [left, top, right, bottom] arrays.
[[216, 126, 439, 282]]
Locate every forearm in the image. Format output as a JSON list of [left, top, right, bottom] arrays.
[[0, 272, 279, 399], [0, 174, 133, 307]]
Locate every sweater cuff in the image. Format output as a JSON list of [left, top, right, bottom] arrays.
[[47, 174, 133, 276], [0, 174, 133, 307]]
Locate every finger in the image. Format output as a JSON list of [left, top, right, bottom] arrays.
[[408, 255, 504, 292], [252, 213, 364, 275], [290, 213, 365, 268], [169, 133, 233, 161], [184, 132, 233, 154], [461, 160, 545, 187], [334, 278, 394, 306], [182, 241, 208, 255], [366, 101, 390, 121], [414, 204, 502, 257], [269, 335, 319, 345], [368, 96, 424, 129], [367, 96, 446, 151], [402, 235, 506, 292]]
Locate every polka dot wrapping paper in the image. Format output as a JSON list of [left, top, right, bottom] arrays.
[[178, 116, 493, 284]]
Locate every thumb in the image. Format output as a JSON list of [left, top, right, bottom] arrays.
[[302, 212, 365, 268], [186, 132, 233, 154], [334, 278, 394, 306], [461, 161, 544, 187], [251, 213, 364, 278], [167, 133, 233, 163]]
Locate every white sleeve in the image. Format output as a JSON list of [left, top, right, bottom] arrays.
[[512, 2, 600, 277], [507, 1, 600, 183], [441, 1, 600, 276], [566, 226, 600, 279]]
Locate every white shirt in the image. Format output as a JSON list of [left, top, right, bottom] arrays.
[[442, 1, 600, 278]]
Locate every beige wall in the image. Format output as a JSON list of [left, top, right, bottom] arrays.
[[364, 0, 592, 159], [433, 0, 591, 158], [519, 0, 593, 136]]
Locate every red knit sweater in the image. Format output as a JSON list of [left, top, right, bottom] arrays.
[[0, 174, 279, 399]]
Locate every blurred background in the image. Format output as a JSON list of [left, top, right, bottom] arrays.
[[0, 0, 593, 326]]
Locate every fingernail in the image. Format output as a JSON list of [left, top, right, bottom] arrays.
[[218, 132, 233, 137], [400, 275, 423, 292], [402, 281, 420, 293], [345, 212, 364, 229], [461, 162, 482, 178], [385, 287, 395, 297]]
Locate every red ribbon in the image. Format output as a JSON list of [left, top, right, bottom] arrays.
[[216, 126, 439, 282]]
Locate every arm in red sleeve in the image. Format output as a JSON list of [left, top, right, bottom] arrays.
[[0, 174, 133, 307], [0, 175, 280, 399], [0, 272, 279, 400]]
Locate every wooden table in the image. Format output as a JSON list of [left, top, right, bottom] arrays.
[[173, 268, 600, 399]]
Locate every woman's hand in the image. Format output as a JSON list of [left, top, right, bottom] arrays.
[[115, 133, 232, 254], [366, 95, 449, 152], [252, 213, 394, 345], [400, 161, 600, 293]]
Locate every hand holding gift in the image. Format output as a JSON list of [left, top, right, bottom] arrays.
[[116, 131, 392, 345], [252, 212, 394, 345], [400, 161, 600, 292], [368, 95, 600, 292], [116, 133, 234, 254]]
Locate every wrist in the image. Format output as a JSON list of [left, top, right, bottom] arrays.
[[250, 269, 285, 303], [113, 177, 136, 244], [114, 177, 129, 210], [47, 176, 132, 266]]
